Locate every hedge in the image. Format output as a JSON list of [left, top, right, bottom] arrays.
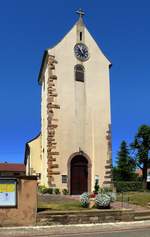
[[114, 181, 144, 192]]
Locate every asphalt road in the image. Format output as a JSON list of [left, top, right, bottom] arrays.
[[53, 228, 150, 237], [0, 222, 150, 237], [1, 228, 150, 237]]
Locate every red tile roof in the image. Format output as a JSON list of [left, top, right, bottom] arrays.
[[0, 163, 25, 172]]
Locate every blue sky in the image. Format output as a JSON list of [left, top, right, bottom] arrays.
[[0, 0, 150, 164]]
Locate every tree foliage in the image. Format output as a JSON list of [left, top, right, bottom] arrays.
[[131, 125, 150, 183], [113, 141, 136, 181]]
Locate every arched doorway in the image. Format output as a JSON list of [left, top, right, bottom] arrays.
[[70, 155, 88, 195]]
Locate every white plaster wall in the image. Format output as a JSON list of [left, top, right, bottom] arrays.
[[40, 67, 48, 186], [27, 135, 41, 176], [40, 22, 111, 190]]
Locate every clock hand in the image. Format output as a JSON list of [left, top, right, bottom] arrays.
[[79, 45, 84, 54], [78, 45, 83, 54]]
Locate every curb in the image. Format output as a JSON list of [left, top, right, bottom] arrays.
[[0, 220, 150, 230]]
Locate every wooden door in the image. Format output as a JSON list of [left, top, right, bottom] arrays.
[[71, 155, 88, 195]]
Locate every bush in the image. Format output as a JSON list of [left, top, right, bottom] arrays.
[[80, 192, 89, 208], [38, 185, 46, 193], [42, 188, 53, 194], [54, 188, 60, 195], [62, 189, 69, 195], [46, 188, 53, 194], [38, 186, 53, 194], [114, 181, 144, 192], [95, 193, 111, 208], [94, 180, 100, 194]]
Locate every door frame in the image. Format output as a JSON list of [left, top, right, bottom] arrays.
[[67, 152, 92, 194]]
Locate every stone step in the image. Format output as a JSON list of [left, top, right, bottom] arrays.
[[135, 215, 150, 220], [134, 211, 150, 221]]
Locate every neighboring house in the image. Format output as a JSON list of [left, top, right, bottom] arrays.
[[24, 10, 112, 194], [136, 168, 150, 181], [24, 134, 41, 177], [0, 163, 25, 176], [135, 169, 143, 177]]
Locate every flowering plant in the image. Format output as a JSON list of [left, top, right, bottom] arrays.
[[80, 192, 89, 207], [95, 193, 111, 208], [89, 193, 96, 198]]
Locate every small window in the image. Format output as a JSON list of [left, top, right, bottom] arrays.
[[62, 175, 68, 183], [80, 32, 82, 41], [37, 173, 41, 179], [75, 64, 84, 82]]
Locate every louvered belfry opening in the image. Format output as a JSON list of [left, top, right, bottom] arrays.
[[75, 64, 84, 82]]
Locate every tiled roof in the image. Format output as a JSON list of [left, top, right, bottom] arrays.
[[0, 163, 25, 172]]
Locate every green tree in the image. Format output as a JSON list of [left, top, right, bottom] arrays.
[[113, 141, 136, 181], [131, 125, 150, 184]]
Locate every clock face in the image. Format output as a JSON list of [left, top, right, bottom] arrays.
[[74, 43, 89, 61]]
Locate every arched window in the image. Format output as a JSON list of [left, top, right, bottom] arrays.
[[75, 64, 84, 82]]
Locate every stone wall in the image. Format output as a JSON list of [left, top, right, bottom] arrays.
[[0, 176, 37, 227], [37, 209, 134, 226]]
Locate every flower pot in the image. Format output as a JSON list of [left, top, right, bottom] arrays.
[[89, 198, 95, 208]]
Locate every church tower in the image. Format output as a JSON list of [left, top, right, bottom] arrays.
[[25, 10, 112, 194]]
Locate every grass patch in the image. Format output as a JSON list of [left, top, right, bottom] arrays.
[[38, 192, 150, 211], [117, 192, 150, 207], [38, 200, 83, 211]]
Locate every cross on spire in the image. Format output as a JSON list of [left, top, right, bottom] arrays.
[[76, 8, 85, 19]]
